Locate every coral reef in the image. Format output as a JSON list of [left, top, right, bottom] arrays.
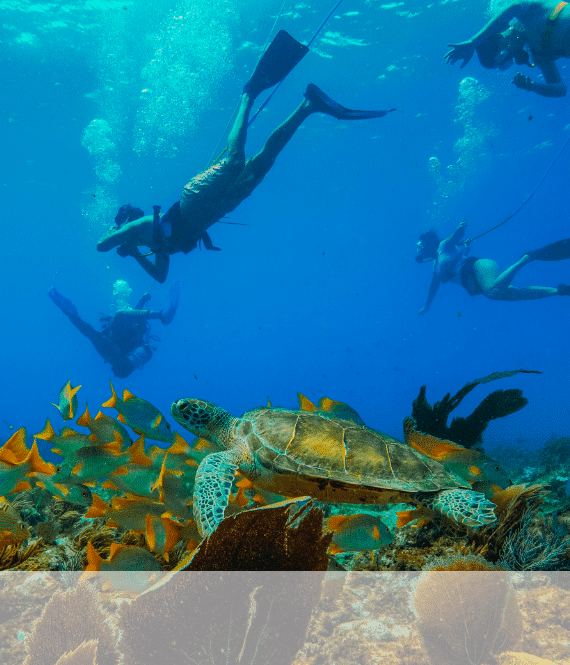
[[178, 498, 331, 571], [411, 369, 539, 448], [413, 570, 523, 665], [23, 581, 120, 665], [118, 571, 325, 665]]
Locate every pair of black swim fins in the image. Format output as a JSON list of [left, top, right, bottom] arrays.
[[243, 29, 395, 120]]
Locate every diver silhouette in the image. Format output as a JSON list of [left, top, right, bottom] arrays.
[[96, 30, 394, 283], [446, 0, 570, 98], [48, 282, 180, 377], [416, 221, 570, 314]]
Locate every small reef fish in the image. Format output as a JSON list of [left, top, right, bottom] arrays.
[[85, 541, 162, 573], [0, 501, 30, 547], [102, 382, 184, 444], [297, 393, 365, 425], [77, 404, 132, 450], [0, 429, 56, 496], [35, 419, 98, 457], [86, 493, 171, 531], [52, 381, 81, 421], [33, 474, 93, 506], [326, 513, 394, 554], [51, 442, 130, 484], [402, 417, 511, 497]]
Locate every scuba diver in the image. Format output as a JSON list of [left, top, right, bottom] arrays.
[[445, 0, 570, 97], [416, 220, 570, 314], [48, 282, 181, 377], [97, 30, 394, 283]]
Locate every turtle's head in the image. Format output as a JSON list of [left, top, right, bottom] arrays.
[[171, 398, 234, 447]]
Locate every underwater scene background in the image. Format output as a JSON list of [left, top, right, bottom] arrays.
[[1, 0, 570, 577]]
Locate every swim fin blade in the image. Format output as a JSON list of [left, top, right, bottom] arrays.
[[161, 280, 181, 325], [304, 83, 395, 120], [243, 30, 309, 97], [526, 238, 570, 262]]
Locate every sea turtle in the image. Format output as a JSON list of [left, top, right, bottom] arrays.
[[171, 395, 497, 537]]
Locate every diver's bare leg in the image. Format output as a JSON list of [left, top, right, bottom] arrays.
[[226, 93, 257, 162], [477, 256, 558, 301], [247, 99, 314, 175]]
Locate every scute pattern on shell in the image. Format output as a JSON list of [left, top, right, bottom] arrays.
[[238, 408, 468, 493]]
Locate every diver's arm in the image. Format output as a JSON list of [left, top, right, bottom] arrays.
[[419, 272, 440, 315], [446, 2, 530, 66], [513, 60, 566, 96], [134, 252, 170, 284], [449, 219, 467, 244]]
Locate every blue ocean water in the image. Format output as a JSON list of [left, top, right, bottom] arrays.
[[0, 0, 568, 469]]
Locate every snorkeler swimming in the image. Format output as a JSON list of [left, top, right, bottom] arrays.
[[97, 30, 394, 283], [446, 0, 570, 97], [416, 221, 570, 314]]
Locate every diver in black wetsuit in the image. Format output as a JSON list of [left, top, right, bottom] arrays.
[[48, 282, 180, 377]]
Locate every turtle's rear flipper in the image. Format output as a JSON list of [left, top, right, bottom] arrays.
[[526, 237, 570, 261], [417, 488, 497, 528], [243, 30, 309, 98]]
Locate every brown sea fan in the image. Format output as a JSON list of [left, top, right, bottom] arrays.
[[413, 570, 523, 665]]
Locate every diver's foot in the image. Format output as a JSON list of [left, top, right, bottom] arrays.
[[557, 283, 570, 296], [303, 84, 395, 120], [48, 287, 79, 318]]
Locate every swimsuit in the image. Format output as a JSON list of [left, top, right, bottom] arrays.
[[436, 243, 483, 296], [158, 157, 266, 254]]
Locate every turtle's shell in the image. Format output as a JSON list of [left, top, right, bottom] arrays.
[[237, 408, 467, 501]]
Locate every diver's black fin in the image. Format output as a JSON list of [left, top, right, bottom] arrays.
[[48, 287, 79, 319], [558, 283, 570, 296], [200, 231, 221, 251], [304, 83, 395, 120], [526, 238, 570, 262], [161, 281, 181, 325], [243, 30, 309, 98]]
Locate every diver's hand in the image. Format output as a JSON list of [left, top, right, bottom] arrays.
[[445, 41, 475, 68], [513, 72, 533, 91]]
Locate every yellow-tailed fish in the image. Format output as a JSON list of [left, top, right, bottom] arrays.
[[51, 441, 130, 483], [102, 382, 184, 444], [297, 393, 366, 426], [85, 493, 168, 531], [145, 512, 188, 558], [76, 404, 132, 449], [402, 417, 511, 498], [326, 513, 394, 554], [85, 541, 162, 573], [35, 419, 97, 457], [33, 474, 93, 506], [52, 381, 81, 421], [0, 501, 30, 547], [0, 429, 56, 495]]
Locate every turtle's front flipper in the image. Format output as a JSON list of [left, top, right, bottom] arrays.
[[193, 450, 240, 537], [416, 489, 497, 528]]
